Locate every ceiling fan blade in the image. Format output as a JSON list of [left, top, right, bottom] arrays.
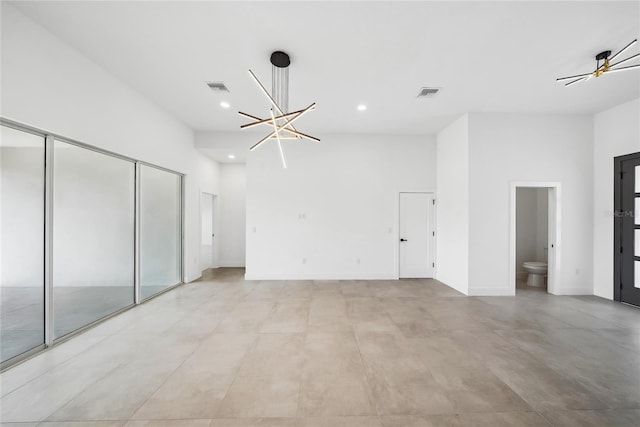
[[565, 76, 588, 87], [605, 63, 640, 74], [557, 72, 593, 82], [609, 52, 640, 69], [609, 39, 638, 63]]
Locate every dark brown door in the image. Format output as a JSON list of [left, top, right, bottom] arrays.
[[615, 152, 640, 307]]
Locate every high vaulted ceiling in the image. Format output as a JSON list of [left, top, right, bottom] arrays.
[[9, 1, 640, 143]]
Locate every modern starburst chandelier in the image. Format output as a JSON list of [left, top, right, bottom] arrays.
[[238, 51, 319, 168], [556, 39, 639, 86]]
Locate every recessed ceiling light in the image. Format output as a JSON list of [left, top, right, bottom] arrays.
[[357, 104, 367, 111], [227, 154, 236, 159], [220, 101, 230, 109]]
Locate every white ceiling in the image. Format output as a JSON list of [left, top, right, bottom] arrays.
[[10, 1, 640, 163]]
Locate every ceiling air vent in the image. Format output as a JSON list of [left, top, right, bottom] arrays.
[[206, 82, 230, 92], [417, 87, 441, 98]]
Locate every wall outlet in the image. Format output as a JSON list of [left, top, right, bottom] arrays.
[[356, 258, 361, 264], [302, 257, 307, 264]]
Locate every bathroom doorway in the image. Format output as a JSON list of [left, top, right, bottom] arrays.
[[509, 182, 561, 295]]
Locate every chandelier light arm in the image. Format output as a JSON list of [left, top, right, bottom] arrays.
[[249, 133, 273, 151], [248, 104, 315, 142], [248, 69, 302, 139], [557, 72, 593, 82], [248, 70, 284, 114], [239, 107, 310, 129], [605, 63, 640, 74], [609, 52, 640, 70], [270, 109, 287, 168], [565, 76, 588, 86], [272, 132, 299, 140], [609, 39, 638, 63], [557, 39, 639, 86], [240, 51, 318, 167], [238, 111, 263, 122], [269, 104, 315, 139], [248, 104, 316, 151], [273, 128, 321, 142]]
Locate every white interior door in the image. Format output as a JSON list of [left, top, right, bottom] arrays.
[[399, 192, 434, 278], [200, 193, 214, 271]]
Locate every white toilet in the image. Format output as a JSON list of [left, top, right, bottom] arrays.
[[523, 262, 547, 287]]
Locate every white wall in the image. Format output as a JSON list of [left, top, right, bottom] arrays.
[[1, 3, 220, 283], [246, 134, 436, 279], [435, 115, 469, 294], [593, 98, 640, 299], [219, 164, 247, 267], [468, 113, 594, 295]]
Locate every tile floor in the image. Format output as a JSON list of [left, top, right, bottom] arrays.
[[1, 268, 639, 426], [1, 286, 168, 362]]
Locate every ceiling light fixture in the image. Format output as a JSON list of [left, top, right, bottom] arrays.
[[220, 101, 230, 109], [227, 154, 235, 159], [238, 51, 319, 168], [357, 104, 367, 111], [556, 39, 639, 86]]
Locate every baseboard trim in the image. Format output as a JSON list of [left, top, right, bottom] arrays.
[[244, 273, 397, 281]]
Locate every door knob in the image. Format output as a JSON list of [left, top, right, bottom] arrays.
[[400, 238, 408, 242]]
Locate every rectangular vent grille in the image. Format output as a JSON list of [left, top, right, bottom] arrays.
[[417, 87, 441, 98], [206, 82, 229, 92]]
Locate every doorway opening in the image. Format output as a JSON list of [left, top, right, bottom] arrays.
[[398, 192, 435, 279], [509, 182, 561, 295], [200, 192, 217, 272]]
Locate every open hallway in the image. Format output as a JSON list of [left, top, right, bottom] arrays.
[[1, 268, 639, 426]]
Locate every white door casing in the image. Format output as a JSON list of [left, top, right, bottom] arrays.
[[508, 182, 561, 295]]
